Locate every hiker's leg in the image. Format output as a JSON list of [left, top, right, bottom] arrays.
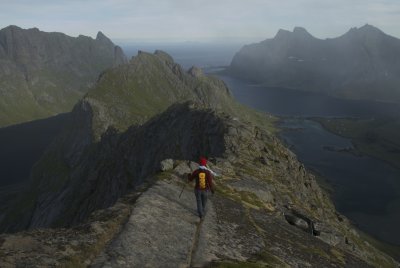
[[201, 191, 208, 215], [194, 189, 203, 217]]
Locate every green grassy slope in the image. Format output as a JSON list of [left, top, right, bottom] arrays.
[[84, 51, 239, 139]]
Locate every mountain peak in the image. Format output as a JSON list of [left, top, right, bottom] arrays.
[[274, 28, 292, 39], [96, 31, 113, 45], [96, 31, 106, 39], [345, 24, 384, 38], [359, 23, 379, 31], [1, 25, 22, 32], [358, 24, 383, 34], [154, 50, 174, 64], [274, 27, 315, 40], [293, 26, 308, 34], [293, 26, 315, 39]]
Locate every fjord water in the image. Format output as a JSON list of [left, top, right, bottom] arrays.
[[219, 74, 400, 246], [280, 119, 400, 246], [217, 75, 400, 118]]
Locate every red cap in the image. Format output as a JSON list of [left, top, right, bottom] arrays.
[[199, 157, 207, 166]]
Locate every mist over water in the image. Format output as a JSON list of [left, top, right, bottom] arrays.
[[220, 75, 400, 118]]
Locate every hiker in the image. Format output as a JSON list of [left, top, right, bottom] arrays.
[[188, 157, 214, 219]]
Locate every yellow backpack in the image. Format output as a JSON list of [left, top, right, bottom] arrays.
[[198, 172, 207, 189]]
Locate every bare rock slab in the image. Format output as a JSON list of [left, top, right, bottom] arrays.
[[92, 180, 199, 268]]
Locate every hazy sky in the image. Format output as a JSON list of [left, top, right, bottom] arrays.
[[1, 0, 399, 43]]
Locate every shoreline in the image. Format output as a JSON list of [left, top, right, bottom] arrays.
[[274, 117, 400, 261], [277, 115, 400, 171], [309, 116, 400, 171]]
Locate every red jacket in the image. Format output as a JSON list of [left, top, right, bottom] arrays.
[[189, 168, 214, 191]]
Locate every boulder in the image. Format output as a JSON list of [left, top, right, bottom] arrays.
[[173, 161, 192, 176], [160, 159, 174, 171]]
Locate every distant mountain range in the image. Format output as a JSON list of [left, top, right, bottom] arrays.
[[229, 24, 400, 103], [0, 25, 127, 127]]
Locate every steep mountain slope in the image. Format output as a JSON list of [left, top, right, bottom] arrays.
[[84, 50, 233, 139], [0, 25, 127, 127], [0, 104, 397, 267], [0, 51, 397, 266], [229, 25, 400, 103], [0, 50, 236, 231]]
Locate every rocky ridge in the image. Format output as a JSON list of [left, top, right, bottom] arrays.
[[0, 50, 236, 232], [229, 24, 400, 103], [0, 51, 397, 267], [0, 25, 127, 127], [1, 110, 397, 266]]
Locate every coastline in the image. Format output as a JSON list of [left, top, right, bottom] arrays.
[[275, 117, 400, 261], [310, 116, 400, 170]]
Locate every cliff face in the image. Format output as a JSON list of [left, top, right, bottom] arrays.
[[0, 25, 127, 127], [229, 25, 400, 103], [28, 103, 229, 228], [0, 51, 397, 267]]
